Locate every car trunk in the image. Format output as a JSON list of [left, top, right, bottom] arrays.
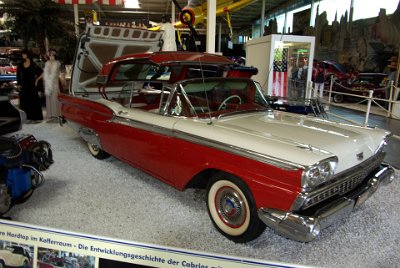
[[69, 25, 163, 97]]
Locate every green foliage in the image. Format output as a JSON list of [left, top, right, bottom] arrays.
[[3, 0, 75, 56]]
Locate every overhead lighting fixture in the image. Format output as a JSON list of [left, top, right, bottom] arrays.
[[124, 0, 140, 9]]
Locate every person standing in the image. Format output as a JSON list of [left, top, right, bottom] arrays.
[[160, 14, 177, 51], [385, 56, 399, 105], [17, 49, 43, 123], [36, 49, 61, 123], [314, 64, 326, 98]]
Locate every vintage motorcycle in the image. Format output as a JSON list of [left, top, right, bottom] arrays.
[[0, 95, 53, 218]]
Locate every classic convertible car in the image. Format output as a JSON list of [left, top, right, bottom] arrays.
[[0, 245, 31, 268], [59, 75, 395, 243]]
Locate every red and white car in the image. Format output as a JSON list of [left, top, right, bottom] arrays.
[[58, 26, 395, 243], [59, 76, 395, 243]]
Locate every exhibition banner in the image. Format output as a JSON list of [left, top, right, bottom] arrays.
[[0, 220, 309, 268]]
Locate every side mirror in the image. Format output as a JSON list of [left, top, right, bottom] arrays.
[[96, 75, 108, 86]]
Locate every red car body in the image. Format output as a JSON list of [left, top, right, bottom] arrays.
[[313, 60, 358, 82], [60, 94, 302, 211]]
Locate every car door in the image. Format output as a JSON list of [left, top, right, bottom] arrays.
[[110, 87, 183, 186]]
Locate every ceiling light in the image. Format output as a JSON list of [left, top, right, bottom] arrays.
[[124, 0, 140, 9]]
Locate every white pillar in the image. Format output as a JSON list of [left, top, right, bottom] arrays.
[[260, 0, 265, 37], [310, 0, 315, 27], [206, 0, 216, 53], [74, 4, 79, 37], [171, 1, 175, 24], [218, 23, 222, 52], [283, 11, 287, 33]]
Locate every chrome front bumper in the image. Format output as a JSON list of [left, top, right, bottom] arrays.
[[258, 164, 396, 242]]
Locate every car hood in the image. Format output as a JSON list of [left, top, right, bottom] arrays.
[[175, 110, 390, 173]]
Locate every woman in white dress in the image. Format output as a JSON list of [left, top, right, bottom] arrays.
[[36, 49, 61, 122], [160, 15, 177, 51]]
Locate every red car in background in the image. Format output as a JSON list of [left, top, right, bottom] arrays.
[[331, 72, 389, 103], [313, 60, 358, 82], [0, 57, 17, 74]]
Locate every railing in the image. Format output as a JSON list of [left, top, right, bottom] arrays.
[[319, 76, 400, 126]]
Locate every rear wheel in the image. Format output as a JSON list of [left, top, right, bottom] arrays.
[[88, 143, 110, 159], [206, 172, 266, 243], [333, 93, 344, 103], [0, 260, 4, 268]]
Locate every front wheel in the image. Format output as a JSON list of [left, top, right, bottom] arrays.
[[88, 143, 110, 159], [206, 172, 265, 243]]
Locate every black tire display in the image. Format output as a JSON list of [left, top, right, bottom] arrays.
[[87, 143, 110, 160], [206, 172, 266, 243]]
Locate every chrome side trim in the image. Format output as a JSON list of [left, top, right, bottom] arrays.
[[110, 116, 302, 171], [111, 116, 174, 137], [259, 164, 395, 242]]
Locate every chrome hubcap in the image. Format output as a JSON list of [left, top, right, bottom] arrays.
[[89, 143, 99, 154], [216, 187, 246, 227]]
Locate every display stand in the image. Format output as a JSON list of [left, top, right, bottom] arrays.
[[246, 34, 315, 99]]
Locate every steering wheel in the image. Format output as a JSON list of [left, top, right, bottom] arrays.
[[218, 95, 242, 110]]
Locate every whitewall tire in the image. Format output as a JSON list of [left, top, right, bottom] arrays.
[[88, 142, 110, 160], [206, 172, 265, 243]]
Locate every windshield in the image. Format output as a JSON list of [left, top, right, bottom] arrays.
[[163, 78, 270, 118]]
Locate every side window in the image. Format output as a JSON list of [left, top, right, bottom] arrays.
[[185, 66, 222, 79], [113, 63, 152, 81], [161, 88, 188, 117], [13, 246, 24, 255], [147, 65, 171, 81], [112, 62, 171, 82]]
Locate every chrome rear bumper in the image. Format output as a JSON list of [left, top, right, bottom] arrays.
[[258, 164, 396, 242]]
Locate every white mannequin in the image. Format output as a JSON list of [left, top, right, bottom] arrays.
[[160, 15, 177, 51]]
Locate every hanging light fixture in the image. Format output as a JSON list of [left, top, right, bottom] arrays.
[[124, 0, 140, 8]]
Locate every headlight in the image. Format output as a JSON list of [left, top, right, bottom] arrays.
[[302, 157, 338, 189]]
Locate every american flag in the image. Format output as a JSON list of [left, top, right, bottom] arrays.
[[272, 48, 288, 97]]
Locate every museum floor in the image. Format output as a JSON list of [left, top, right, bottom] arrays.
[[5, 106, 400, 268]]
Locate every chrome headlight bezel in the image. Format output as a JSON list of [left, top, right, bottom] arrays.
[[301, 156, 338, 189], [375, 137, 389, 154]]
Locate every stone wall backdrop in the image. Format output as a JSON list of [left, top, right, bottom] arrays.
[[262, 1, 400, 72], [312, 1, 400, 72]]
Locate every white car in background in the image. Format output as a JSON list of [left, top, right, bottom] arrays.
[[0, 245, 31, 268]]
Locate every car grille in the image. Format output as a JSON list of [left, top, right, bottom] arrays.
[[301, 154, 384, 210]]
